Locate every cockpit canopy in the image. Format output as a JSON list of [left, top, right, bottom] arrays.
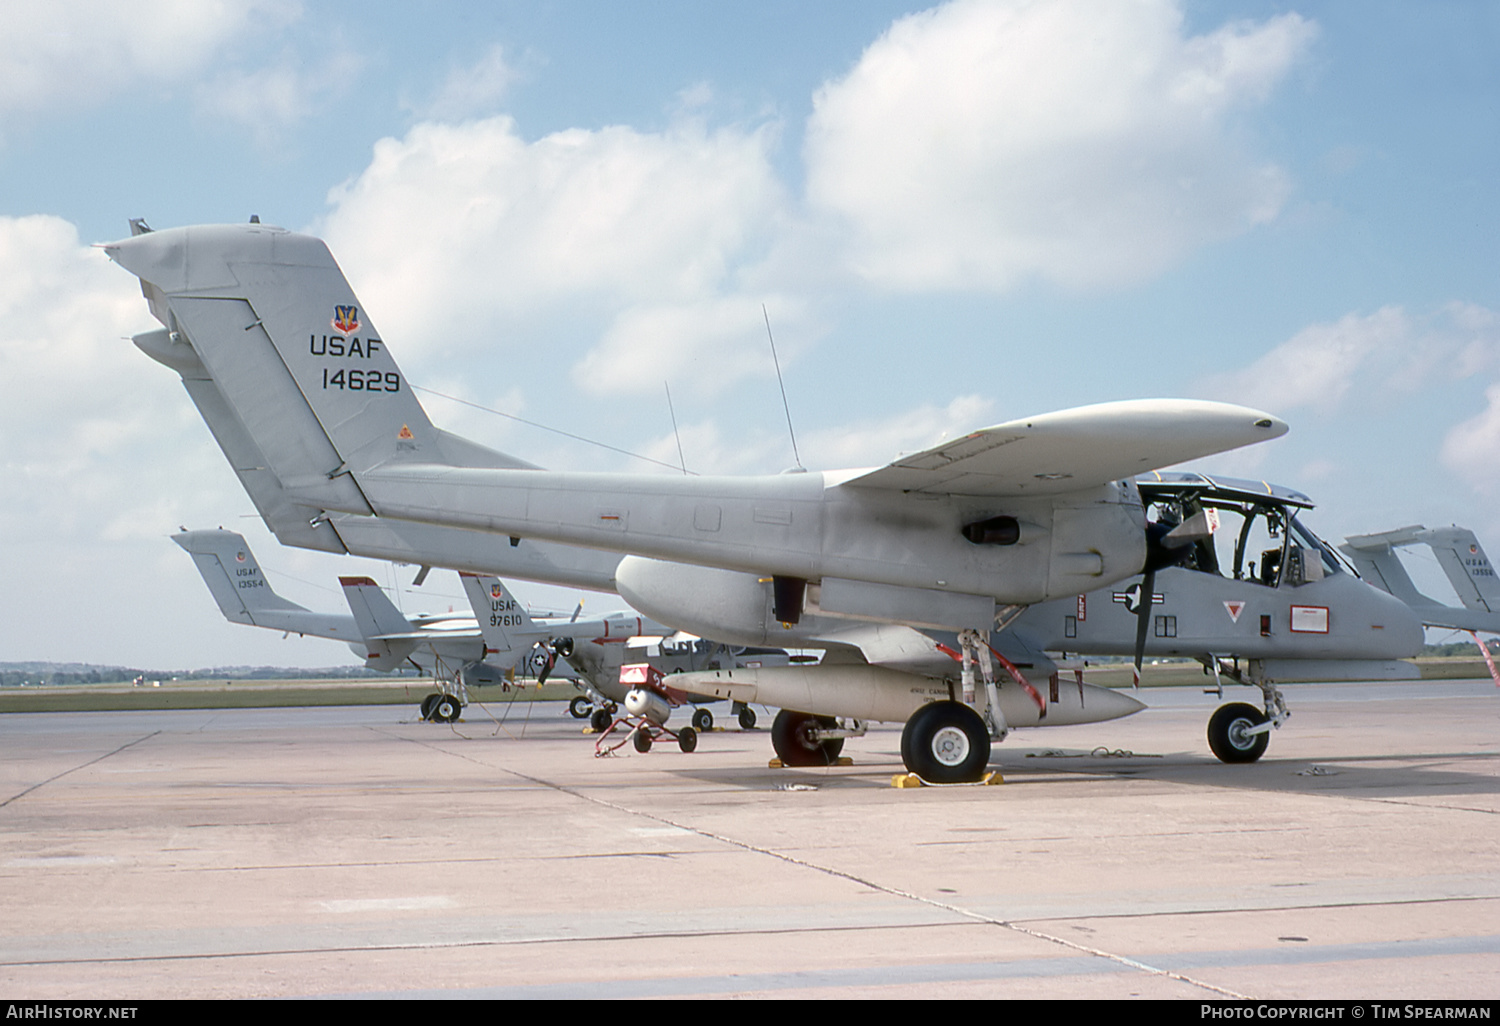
[[1136, 472, 1351, 588]]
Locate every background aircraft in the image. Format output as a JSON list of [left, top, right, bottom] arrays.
[[1340, 525, 1500, 633], [178, 526, 784, 729], [1341, 525, 1500, 687], [176, 528, 669, 722], [459, 570, 784, 731]]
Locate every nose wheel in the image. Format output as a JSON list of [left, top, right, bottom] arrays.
[[1207, 702, 1270, 763]]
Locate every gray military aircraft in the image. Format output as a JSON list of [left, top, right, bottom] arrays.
[[110, 222, 1292, 783]]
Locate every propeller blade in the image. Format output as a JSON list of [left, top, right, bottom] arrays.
[[529, 641, 557, 685], [1132, 570, 1155, 689]]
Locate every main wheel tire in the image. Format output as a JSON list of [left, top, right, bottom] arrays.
[[691, 708, 714, 732], [737, 705, 757, 730], [771, 710, 844, 767], [677, 726, 697, 753], [568, 695, 591, 719], [1207, 702, 1270, 763], [900, 702, 991, 784], [590, 708, 613, 733], [420, 693, 440, 721], [432, 694, 461, 723], [632, 729, 653, 753]]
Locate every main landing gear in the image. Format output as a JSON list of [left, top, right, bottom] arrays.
[[771, 703, 993, 782], [420, 691, 462, 723], [899, 701, 992, 784], [770, 710, 846, 767]]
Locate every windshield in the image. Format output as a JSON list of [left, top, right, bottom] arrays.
[[1143, 493, 1342, 587]]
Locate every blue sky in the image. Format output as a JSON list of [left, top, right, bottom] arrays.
[[2, 1, 1497, 668]]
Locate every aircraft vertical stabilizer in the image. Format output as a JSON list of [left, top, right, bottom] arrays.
[[174, 529, 308, 624], [1422, 527, 1500, 613], [459, 574, 539, 655], [106, 225, 535, 506], [338, 577, 421, 670], [1343, 524, 1500, 633], [173, 529, 363, 640]]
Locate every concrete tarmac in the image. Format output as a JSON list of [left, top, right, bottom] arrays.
[[1, 680, 1497, 1000]]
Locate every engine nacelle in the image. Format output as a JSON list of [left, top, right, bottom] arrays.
[[616, 557, 777, 646]]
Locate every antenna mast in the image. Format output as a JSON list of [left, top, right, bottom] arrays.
[[664, 381, 688, 475], [763, 304, 802, 470]]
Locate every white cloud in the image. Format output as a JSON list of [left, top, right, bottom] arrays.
[[630, 394, 1000, 478], [1442, 383, 1500, 497], [309, 1, 1321, 408], [572, 293, 815, 397], [1198, 303, 1500, 414], [320, 115, 788, 393], [0, 2, 298, 121], [803, 0, 1315, 292], [0, 217, 291, 663], [196, 48, 362, 144], [803, 394, 999, 469], [408, 44, 520, 122], [0, 215, 443, 668]]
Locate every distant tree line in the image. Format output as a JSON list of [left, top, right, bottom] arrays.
[[0, 663, 413, 687], [1423, 639, 1500, 658]]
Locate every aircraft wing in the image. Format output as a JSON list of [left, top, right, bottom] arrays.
[[840, 400, 1284, 496]]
